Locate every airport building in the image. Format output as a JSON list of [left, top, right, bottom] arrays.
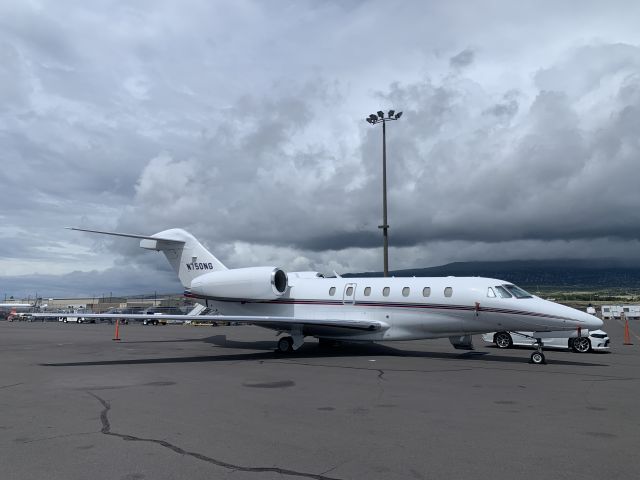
[[41, 293, 193, 313], [601, 305, 640, 319]]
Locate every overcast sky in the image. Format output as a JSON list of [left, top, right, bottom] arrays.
[[2, 0, 640, 298]]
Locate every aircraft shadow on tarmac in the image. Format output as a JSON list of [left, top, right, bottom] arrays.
[[203, 335, 609, 367], [40, 335, 609, 367]]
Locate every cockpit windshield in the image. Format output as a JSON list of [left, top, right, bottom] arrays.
[[493, 284, 533, 299], [494, 285, 512, 298], [503, 284, 533, 299]]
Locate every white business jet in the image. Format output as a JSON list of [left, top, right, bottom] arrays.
[[1, 301, 37, 321], [37, 228, 602, 364], [0, 302, 33, 308]]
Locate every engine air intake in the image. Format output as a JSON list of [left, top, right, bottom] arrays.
[[272, 269, 288, 294]]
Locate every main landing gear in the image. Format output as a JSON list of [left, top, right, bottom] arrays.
[[275, 328, 305, 354], [530, 338, 546, 364], [276, 336, 294, 353]]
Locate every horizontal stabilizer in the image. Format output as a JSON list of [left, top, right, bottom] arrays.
[[67, 227, 185, 245]]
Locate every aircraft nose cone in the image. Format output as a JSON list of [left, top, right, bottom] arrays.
[[560, 303, 603, 330], [585, 312, 603, 330]]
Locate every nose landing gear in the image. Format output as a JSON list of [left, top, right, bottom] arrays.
[[530, 338, 546, 364]]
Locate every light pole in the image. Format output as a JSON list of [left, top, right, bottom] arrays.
[[366, 109, 402, 277]]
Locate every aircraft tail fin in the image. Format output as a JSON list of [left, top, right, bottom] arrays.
[[69, 227, 227, 287]]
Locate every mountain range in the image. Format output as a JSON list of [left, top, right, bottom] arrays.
[[345, 259, 640, 291]]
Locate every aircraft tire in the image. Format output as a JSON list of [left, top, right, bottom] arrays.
[[276, 336, 294, 354], [494, 332, 512, 349], [572, 337, 591, 353], [530, 351, 546, 364]]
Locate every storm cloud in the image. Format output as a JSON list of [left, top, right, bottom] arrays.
[[1, 1, 640, 297]]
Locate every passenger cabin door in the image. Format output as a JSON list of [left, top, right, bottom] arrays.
[[343, 283, 357, 305]]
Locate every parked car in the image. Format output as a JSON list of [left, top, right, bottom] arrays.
[[140, 307, 184, 325], [482, 330, 610, 353]]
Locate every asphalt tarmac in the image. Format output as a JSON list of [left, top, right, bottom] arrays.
[[1, 319, 639, 480]]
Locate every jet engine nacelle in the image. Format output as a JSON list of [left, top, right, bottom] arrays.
[[190, 267, 288, 300]]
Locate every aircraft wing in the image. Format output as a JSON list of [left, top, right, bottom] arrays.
[[30, 313, 389, 332]]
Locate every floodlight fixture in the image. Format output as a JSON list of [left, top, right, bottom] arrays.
[[395, 111, 403, 119], [377, 110, 384, 119], [388, 110, 395, 118]]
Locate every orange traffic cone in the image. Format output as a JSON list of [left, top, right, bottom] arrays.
[[623, 318, 633, 345], [112, 318, 121, 341]]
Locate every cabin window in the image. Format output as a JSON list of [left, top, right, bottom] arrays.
[[624, 308, 630, 313], [364, 287, 371, 296], [603, 307, 610, 312], [494, 286, 512, 298], [402, 287, 410, 297], [503, 284, 533, 299], [383, 287, 390, 297], [487, 287, 496, 298], [346, 286, 354, 296], [329, 287, 336, 296], [422, 287, 431, 297], [444, 287, 453, 297]]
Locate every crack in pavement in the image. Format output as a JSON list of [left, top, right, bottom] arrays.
[[87, 392, 343, 480], [0, 382, 23, 390], [375, 369, 386, 402], [21, 431, 96, 444], [319, 461, 348, 477]]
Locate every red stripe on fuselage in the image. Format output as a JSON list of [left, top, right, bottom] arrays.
[[183, 294, 574, 322]]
